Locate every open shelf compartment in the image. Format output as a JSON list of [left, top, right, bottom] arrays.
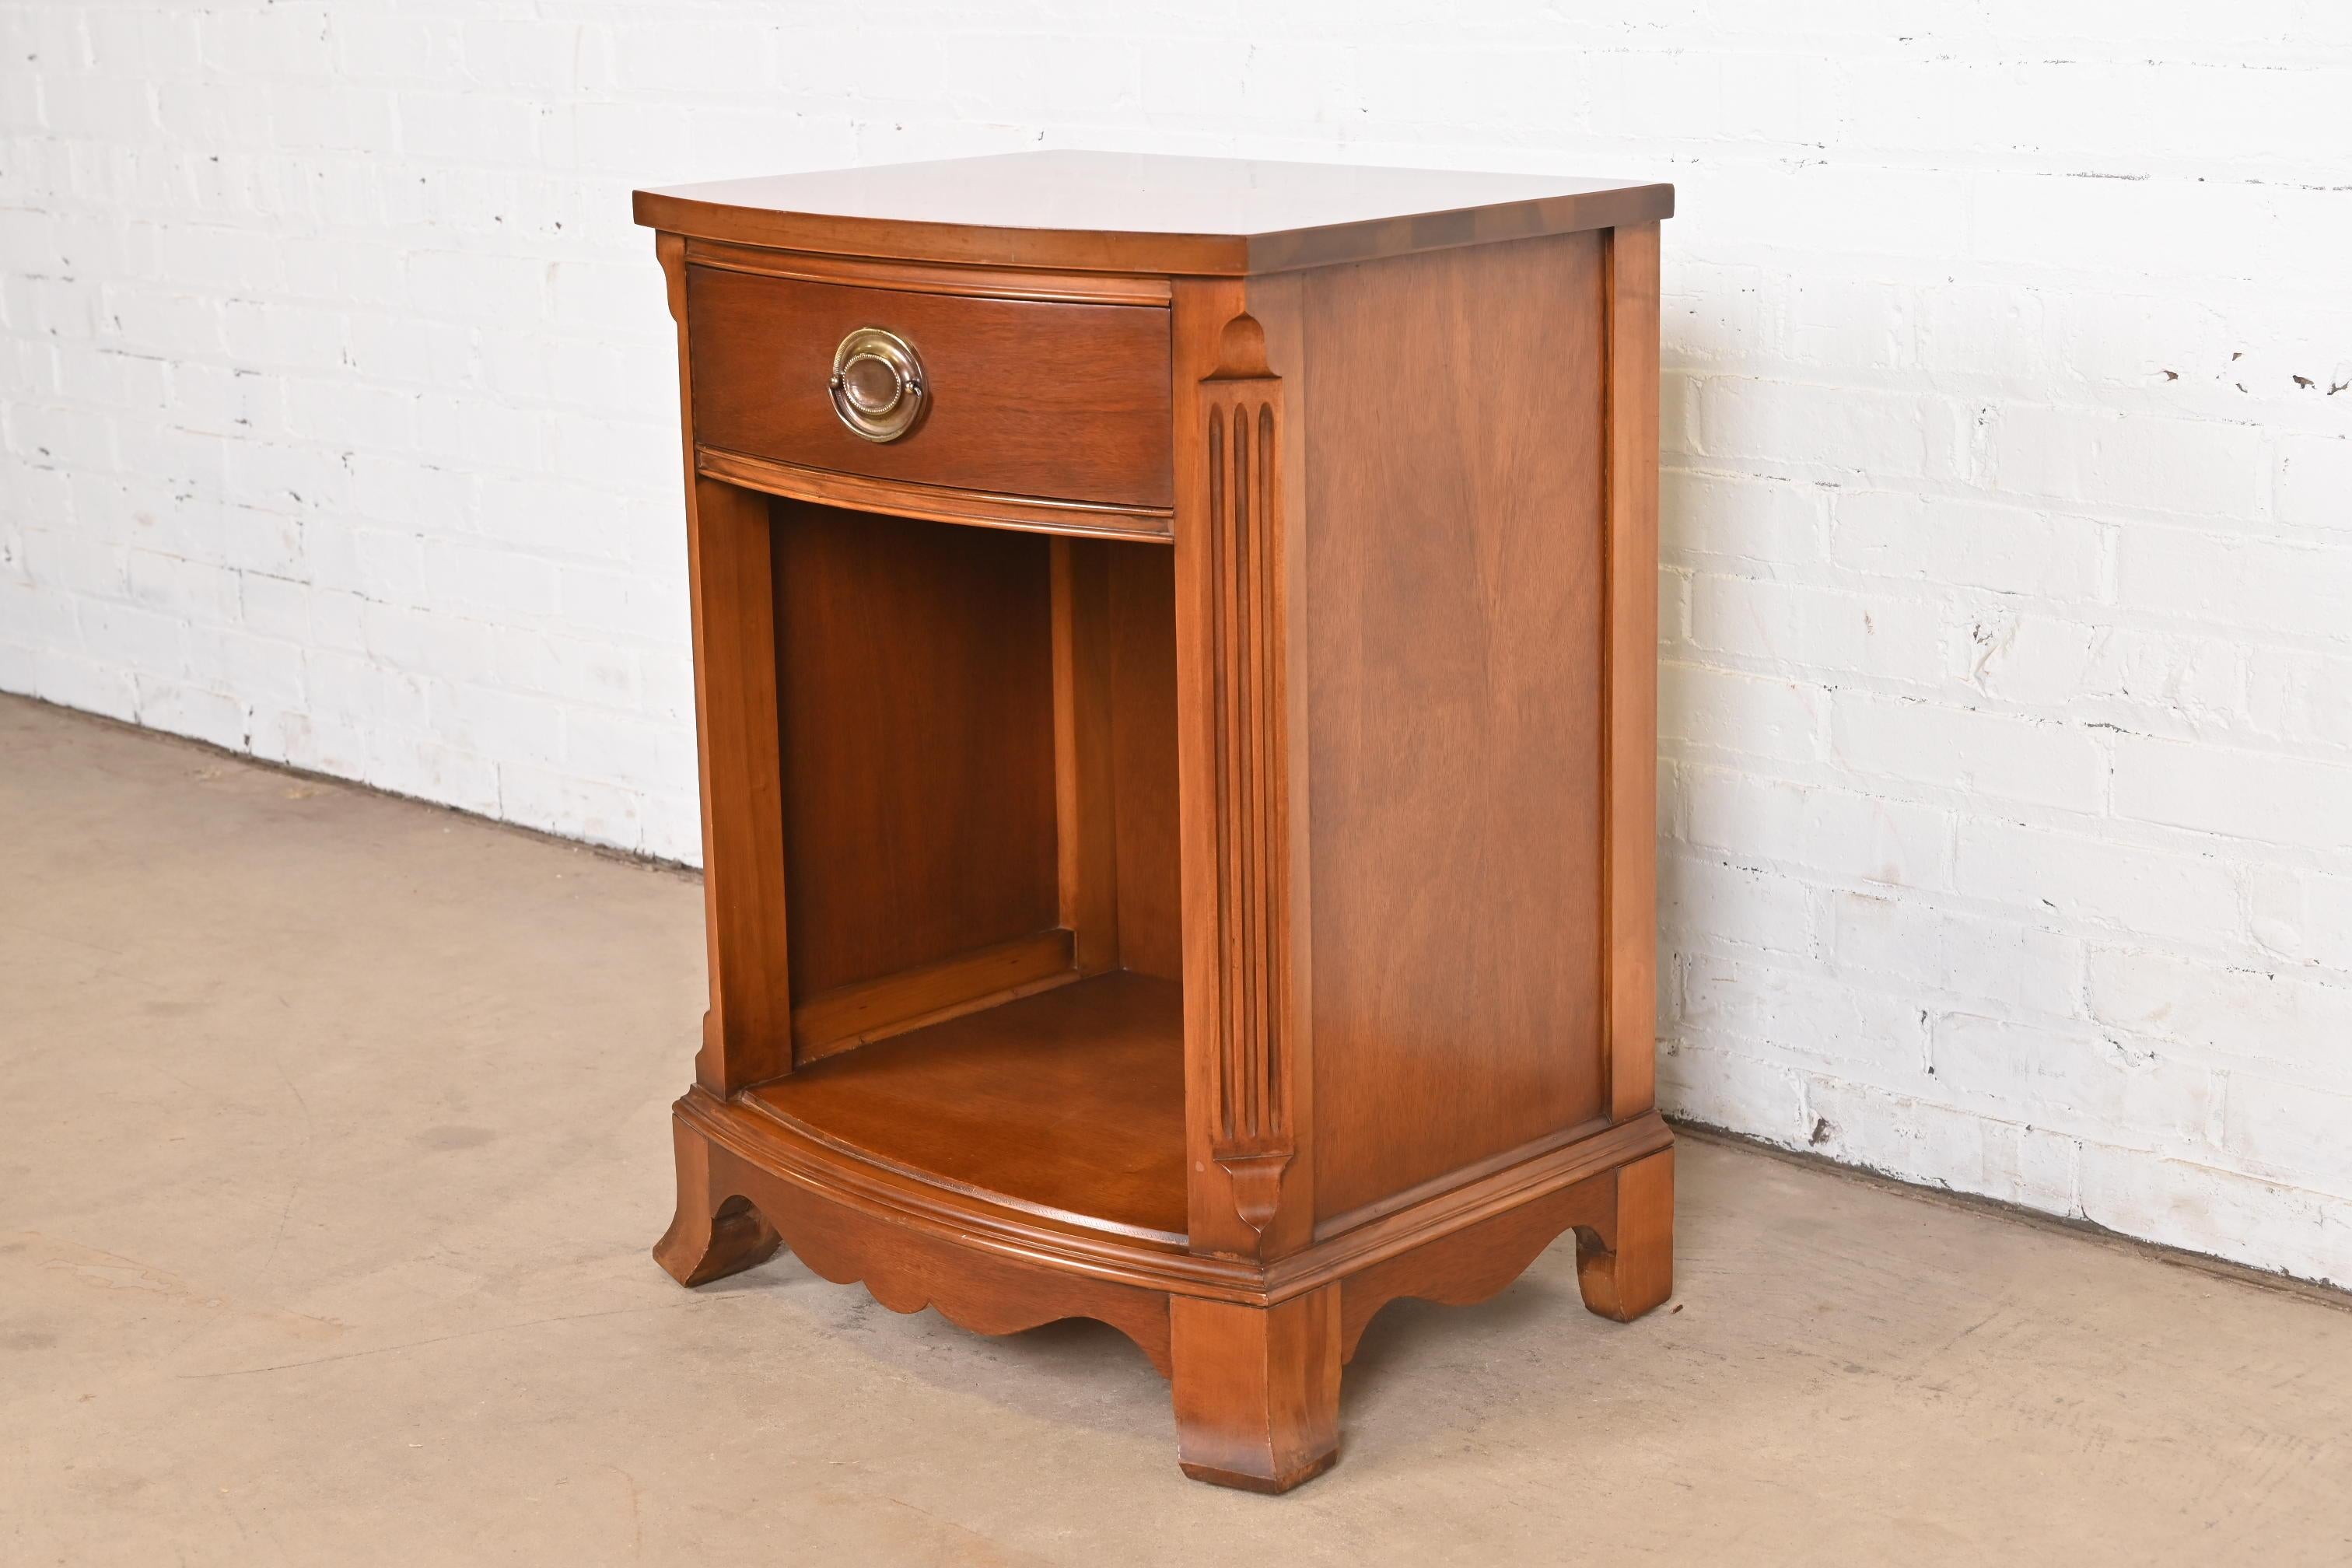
[[737, 490, 1188, 1243], [749, 971, 1185, 1243]]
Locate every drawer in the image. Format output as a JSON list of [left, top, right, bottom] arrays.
[[684, 264, 1174, 510]]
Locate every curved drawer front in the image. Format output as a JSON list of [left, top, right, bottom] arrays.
[[685, 264, 1174, 511]]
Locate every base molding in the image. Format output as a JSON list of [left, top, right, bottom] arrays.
[[656, 1089, 1675, 1489], [656, 1096, 1176, 1375], [1337, 1171, 1612, 1363]]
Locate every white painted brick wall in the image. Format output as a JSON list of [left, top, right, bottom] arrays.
[[2, 2, 2347, 1285]]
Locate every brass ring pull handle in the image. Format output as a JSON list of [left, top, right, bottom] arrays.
[[828, 326, 926, 443]]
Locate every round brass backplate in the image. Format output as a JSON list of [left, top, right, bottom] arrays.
[[828, 326, 926, 443]]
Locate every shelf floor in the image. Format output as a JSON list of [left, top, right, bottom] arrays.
[[747, 968, 1188, 1243]]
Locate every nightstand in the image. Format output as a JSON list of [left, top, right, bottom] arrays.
[[635, 151, 1674, 1491]]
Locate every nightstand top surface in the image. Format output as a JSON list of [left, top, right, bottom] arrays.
[[635, 150, 1672, 276]]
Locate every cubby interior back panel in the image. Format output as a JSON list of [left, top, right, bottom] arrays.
[[769, 500, 1060, 999]]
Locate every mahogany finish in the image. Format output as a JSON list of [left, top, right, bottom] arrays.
[[639, 152, 1675, 1492], [752, 972, 1188, 1243], [1297, 232, 1612, 1227], [767, 504, 1059, 1001], [688, 264, 1174, 508], [639, 150, 1675, 276]]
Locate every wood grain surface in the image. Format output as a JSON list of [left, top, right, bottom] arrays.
[[646, 156, 1675, 1493], [687, 263, 1173, 508], [768, 502, 1059, 1003], [639, 151, 1673, 275], [751, 971, 1188, 1244], [1300, 231, 1614, 1225]]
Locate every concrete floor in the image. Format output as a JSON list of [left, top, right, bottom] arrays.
[[3, 692, 2349, 1566]]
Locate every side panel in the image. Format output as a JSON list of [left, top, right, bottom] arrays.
[[1048, 537, 1183, 983], [1108, 544, 1185, 982], [1605, 222, 1664, 1123], [1302, 231, 1613, 1229], [659, 233, 794, 1094]]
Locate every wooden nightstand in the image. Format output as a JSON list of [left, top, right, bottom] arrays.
[[634, 151, 1675, 1492]]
